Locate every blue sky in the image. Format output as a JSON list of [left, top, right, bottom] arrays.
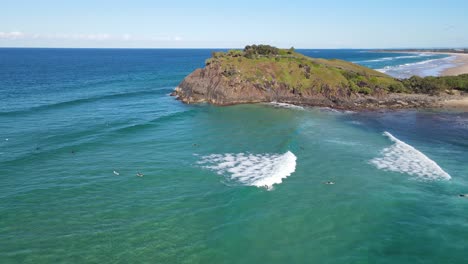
[[1, 0, 467, 48]]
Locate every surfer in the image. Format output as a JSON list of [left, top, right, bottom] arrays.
[[136, 171, 144, 177], [460, 194, 467, 197], [113, 170, 120, 176]]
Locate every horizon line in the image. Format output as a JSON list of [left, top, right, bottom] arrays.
[[0, 46, 467, 50]]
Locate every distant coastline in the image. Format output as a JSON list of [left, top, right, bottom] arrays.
[[376, 48, 468, 54], [375, 49, 468, 76], [396, 52, 468, 76], [440, 53, 468, 76]]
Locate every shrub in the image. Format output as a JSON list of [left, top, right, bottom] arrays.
[[388, 82, 407, 93], [243, 44, 279, 57]]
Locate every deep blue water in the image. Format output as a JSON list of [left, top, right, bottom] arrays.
[[0, 48, 467, 264]]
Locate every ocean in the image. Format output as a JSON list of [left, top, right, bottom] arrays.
[[1, 48, 467, 263]]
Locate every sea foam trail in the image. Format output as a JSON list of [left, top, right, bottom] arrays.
[[198, 151, 297, 190], [376, 56, 455, 78], [370, 132, 451, 180], [268, 102, 304, 110]]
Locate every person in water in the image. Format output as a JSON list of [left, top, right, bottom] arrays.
[[136, 171, 144, 177], [324, 181, 335, 185], [460, 194, 467, 197]]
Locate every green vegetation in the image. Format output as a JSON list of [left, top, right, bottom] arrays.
[[402, 75, 468, 94], [205, 45, 468, 96]]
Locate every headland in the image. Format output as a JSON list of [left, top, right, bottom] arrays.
[[172, 45, 468, 111]]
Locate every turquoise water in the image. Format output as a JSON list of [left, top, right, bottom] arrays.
[[1, 49, 467, 263]]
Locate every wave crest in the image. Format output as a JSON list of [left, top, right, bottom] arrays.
[[370, 132, 451, 180], [198, 151, 297, 190], [268, 102, 304, 110]]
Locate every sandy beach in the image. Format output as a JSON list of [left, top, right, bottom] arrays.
[[441, 53, 468, 76]]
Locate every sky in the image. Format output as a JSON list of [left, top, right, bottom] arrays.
[[1, 0, 467, 48]]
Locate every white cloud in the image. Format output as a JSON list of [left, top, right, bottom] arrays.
[[122, 34, 132, 41], [0, 31, 187, 47], [0, 31, 25, 39], [0, 32, 182, 42], [44, 33, 111, 41], [150, 35, 183, 41]]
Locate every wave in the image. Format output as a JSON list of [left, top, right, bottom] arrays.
[[0, 109, 194, 165], [112, 109, 194, 135], [353, 53, 430, 63], [378, 58, 439, 71], [376, 56, 455, 78], [267, 102, 304, 110], [370, 132, 451, 180], [198, 151, 297, 190], [0, 88, 172, 116]]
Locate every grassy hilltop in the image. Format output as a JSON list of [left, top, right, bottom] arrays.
[[206, 45, 407, 95]]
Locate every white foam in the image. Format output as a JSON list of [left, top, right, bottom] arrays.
[[198, 151, 297, 190], [353, 54, 430, 63], [268, 102, 304, 110], [376, 56, 456, 78], [318, 107, 354, 114], [370, 132, 451, 180]]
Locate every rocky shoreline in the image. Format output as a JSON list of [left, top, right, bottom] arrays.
[[172, 86, 466, 111], [171, 68, 467, 111]]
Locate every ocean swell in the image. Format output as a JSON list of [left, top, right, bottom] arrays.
[[0, 88, 171, 116], [370, 132, 451, 180], [198, 151, 297, 190]]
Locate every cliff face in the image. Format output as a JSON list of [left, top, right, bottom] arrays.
[[171, 45, 447, 109], [174, 62, 346, 107]]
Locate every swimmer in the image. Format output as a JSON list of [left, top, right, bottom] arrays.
[[324, 181, 335, 185], [136, 171, 144, 177], [460, 194, 467, 197]]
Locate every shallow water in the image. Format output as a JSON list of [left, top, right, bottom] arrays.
[[0, 49, 467, 263]]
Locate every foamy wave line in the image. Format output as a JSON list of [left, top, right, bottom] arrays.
[[376, 56, 455, 77], [377, 58, 440, 72], [370, 132, 450, 180], [268, 102, 304, 110], [354, 54, 430, 63], [198, 151, 297, 190]]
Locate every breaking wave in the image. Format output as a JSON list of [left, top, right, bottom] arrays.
[[370, 132, 451, 180], [198, 151, 297, 190], [353, 54, 430, 63], [268, 102, 304, 110], [376, 56, 455, 78]]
